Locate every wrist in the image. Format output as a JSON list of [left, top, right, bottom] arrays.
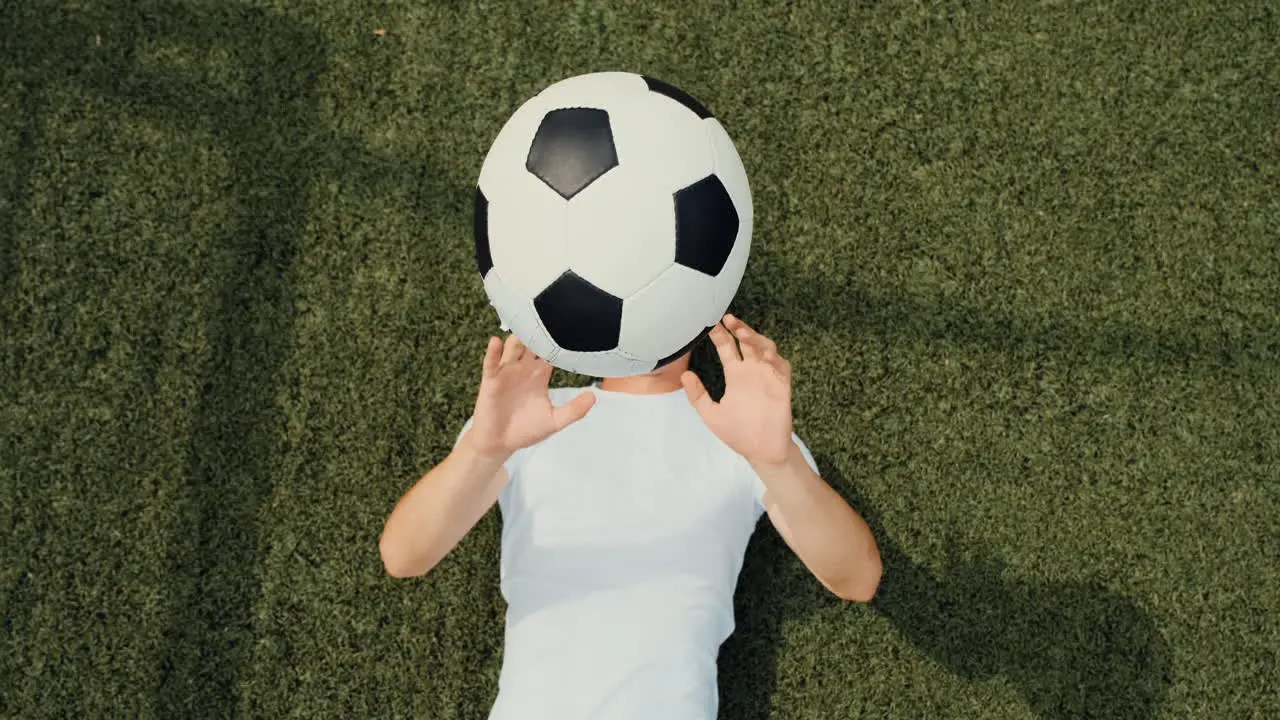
[[746, 436, 800, 475], [456, 429, 513, 467]]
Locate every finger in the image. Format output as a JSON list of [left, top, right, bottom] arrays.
[[734, 325, 761, 360], [723, 313, 758, 360], [764, 350, 790, 377], [516, 346, 542, 368], [727, 315, 778, 359], [723, 313, 751, 333], [481, 336, 501, 377], [552, 391, 596, 430], [759, 339, 788, 372], [767, 355, 792, 383], [724, 312, 764, 339], [748, 329, 778, 357], [530, 354, 554, 382], [707, 323, 742, 366], [680, 371, 718, 419], [499, 333, 525, 366]]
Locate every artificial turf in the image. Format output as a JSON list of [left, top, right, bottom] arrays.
[[2, 1, 1277, 717]]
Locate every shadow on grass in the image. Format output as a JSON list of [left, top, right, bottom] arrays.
[[719, 451, 1171, 719], [129, 6, 321, 715], [734, 237, 1277, 377], [27, 2, 328, 714], [0, 82, 42, 656], [0, 86, 39, 327], [0, 1, 422, 715], [714, 508, 797, 720]]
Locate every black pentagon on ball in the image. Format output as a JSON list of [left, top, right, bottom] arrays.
[[643, 76, 714, 119], [534, 270, 624, 352], [473, 187, 493, 276], [673, 175, 739, 276], [653, 325, 715, 370], [526, 107, 618, 201]]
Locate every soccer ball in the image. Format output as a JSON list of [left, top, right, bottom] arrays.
[[473, 72, 752, 377]]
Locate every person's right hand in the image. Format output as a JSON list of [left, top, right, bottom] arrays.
[[463, 334, 596, 460]]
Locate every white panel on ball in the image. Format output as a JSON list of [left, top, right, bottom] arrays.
[[710, 216, 751, 320], [608, 87, 715, 193], [478, 93, 552, 192], [709, 219, 751, 319], [553, 349, 653, 378], [485, 177, 570, 300], [705, 118, 752, 220], [617, 263, 717, 360], [481, 268, 526, 331], [566, 169, 676, 298], [484, 269, 561, 362], [535, 71, 646, 108], [705, 118, 753, 317], [508, 309, 563, 364]]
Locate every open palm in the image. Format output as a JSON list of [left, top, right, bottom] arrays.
[[681, 314, 795, 467], [467, 334, 595, 458]]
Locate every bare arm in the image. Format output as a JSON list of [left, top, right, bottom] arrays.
[[379, 432, 511, 578], [754, 441, 882, 602], [379, 333, 594, 579], [680, 314, 881, 602]]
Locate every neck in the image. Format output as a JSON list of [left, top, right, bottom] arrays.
[[597, 354, 690, 394]]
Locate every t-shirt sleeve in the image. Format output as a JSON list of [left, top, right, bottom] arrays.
[[749, 432, 820, 511]]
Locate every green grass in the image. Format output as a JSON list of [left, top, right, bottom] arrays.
[[2, 1, 1277, 717]]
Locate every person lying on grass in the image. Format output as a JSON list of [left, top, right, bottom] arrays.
[[380, 313, 882, 719]]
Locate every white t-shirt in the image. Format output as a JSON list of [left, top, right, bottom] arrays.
[[455, 384, 818, 720]]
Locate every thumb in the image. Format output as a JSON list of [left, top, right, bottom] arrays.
[[551, 391, 596, 430], [680, 371, 717, 419]]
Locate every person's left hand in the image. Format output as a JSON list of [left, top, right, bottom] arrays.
[[681, 314, 795, 467]]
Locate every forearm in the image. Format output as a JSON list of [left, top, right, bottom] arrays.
[[753, 441, 882, 601], [379, 431, 510, 578]]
